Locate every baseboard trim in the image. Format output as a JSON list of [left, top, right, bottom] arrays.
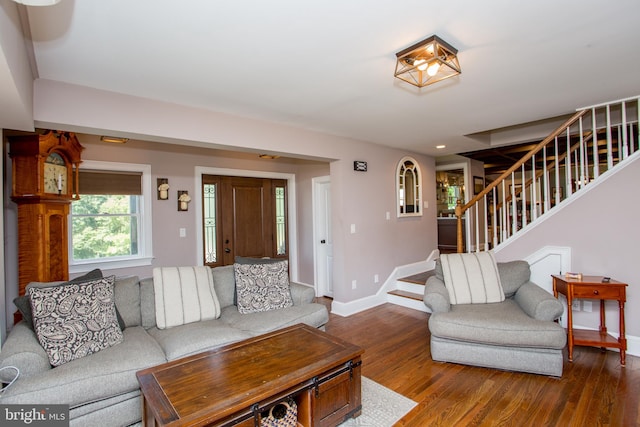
[[331, 295, 386, 317], [331, 249, 439, 317]]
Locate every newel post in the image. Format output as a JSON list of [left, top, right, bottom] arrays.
[[455, 200, 463, 253]]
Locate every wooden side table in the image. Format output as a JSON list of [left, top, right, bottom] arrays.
[[552, 275, 627, 365]]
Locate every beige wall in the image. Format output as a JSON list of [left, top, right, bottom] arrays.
[[80, 136, 329, 277], [495, 155, 640, 340], [3, 80, 439, 328]]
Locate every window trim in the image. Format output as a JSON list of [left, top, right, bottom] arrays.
[[69, 160, 153, 274]]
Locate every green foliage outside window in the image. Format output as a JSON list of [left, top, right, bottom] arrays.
[[71, 195, 139, 260]]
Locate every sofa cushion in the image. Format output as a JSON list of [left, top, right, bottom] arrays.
[[0, 326, 166, 408], [29, 276, 124, 367], [147, 320, 252, 360], [113, 275, 141, 328], [234, 260, 293, 314], [153, 266, 221, 329], [211, 265, 236, 308], [289, 282, 316, 306], [428, 299, 566, 349], [440, 252, 505, 305], [14, 268, 106, 330], [219, 303, 329, 334], [139, 278, 156, 329]]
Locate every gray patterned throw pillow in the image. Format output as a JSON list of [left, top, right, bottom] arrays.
[[28, 276, 124, 367], [234, 260, 293, 314]]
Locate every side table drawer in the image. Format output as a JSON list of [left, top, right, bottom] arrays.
[[572, 285, 624, 300]]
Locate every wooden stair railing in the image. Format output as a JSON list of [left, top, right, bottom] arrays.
[[456, 96, 640, 253], [493, 131, 594, 213]]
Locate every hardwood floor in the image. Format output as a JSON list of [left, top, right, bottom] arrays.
[[317, 298, 640, 426]]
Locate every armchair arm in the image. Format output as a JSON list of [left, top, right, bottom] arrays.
[[514, 282, 563, 321], [423, 276, 451, 313]]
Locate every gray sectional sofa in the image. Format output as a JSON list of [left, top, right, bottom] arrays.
[[424, 259, 567, 376], [0, 265, 329, 426]]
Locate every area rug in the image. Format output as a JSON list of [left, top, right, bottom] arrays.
[[339, 376, 417, 427]]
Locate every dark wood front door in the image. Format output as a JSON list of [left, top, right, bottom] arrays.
[[202, 175, 288, 267]]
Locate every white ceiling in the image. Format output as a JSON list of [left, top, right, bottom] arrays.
[[12, 0, 640, 156]]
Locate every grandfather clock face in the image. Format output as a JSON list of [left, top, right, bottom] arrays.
[[44, 152, 68, 194]]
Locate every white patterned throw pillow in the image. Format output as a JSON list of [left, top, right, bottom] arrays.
[[28, 276, 123, 367], [153, 266, 221, 329], [234, 260, 293, 314], [440, 251, 505, 305]]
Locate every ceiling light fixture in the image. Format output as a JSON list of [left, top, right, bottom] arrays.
[[394, 35, 461, 88], [100, 136, 129, 144], [12, 0, 60, 5]]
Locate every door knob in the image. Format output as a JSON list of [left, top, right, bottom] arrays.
[[320, 239, 326, 244], [224, 248, 231, 253]]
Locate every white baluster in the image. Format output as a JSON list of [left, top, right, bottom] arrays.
[[521, 164, 527, 229], [474, 203, 480, 252], [531, 154, 537, 221], [492, 187, 497, 248], [555, 137, 560, 206], [592, 108, 599, 179], [579, 116, 585, 189], [482, 195, 488, 251], [566, 129, 573, 196], [606, 104, 613, 170], [637, 97, 640, 153], [622, 101, 628, 159], [511, 173, 517, 236], [618, 125, 623, 166]]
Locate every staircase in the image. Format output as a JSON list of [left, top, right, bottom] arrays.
[[456, 95, 640, 253], [387, 270, 435, 312], [387, 95, 640, 310]]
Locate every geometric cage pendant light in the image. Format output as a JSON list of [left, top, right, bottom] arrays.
[[394, 35, 461, 88]]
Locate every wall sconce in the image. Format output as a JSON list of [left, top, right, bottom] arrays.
[[394, 35, 461, 88], [178, 191, 191, 211], [157, 178, 170, 200]]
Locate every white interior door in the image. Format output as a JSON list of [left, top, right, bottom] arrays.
[[313, 177, 333, 297]]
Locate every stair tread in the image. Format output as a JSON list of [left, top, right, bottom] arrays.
[[388, 290, 424, 301], [398, 270, 435, 284]]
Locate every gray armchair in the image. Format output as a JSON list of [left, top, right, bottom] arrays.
[[424, 259, 567, 376]]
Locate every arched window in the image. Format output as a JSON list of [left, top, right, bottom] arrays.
[[397, 156, 422, 217]]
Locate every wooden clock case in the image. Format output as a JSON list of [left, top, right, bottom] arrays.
[[8, 130, 83, 297]]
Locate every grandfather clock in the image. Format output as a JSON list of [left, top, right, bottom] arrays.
[[9, 130, 84, 297]]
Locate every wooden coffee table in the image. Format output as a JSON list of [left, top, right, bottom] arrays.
[[136, 324, 363, 427]]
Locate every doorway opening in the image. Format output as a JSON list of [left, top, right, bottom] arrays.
[[436, 165, 469, 253], [313, 176, 332, 297], [194, 167, 298, 280], [202, 175, 288, 267]]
